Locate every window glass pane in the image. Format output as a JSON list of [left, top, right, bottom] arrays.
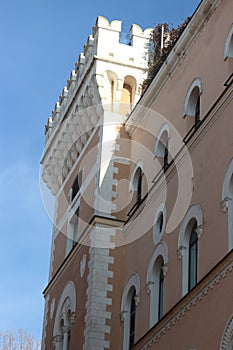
[[188, 225, 198, 291], [158, 269, 164, 320], [129, 290, 136, 349]]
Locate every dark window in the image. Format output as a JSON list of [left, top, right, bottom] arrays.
[[72, 209, 79, 248], [188, 223, 198, 291], [67, 329, 71, 350], [195, 96, 201, 128], [71, 171, 82, 201], [158, 268, 164, 320], [136, 168, 142, 207], [129, 290, 136, 350], [158, 213, 164, 234], [163, 143, 169, 171]]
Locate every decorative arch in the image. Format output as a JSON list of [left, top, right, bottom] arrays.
[[220, 314, 233, 350], [146, 242, 168, 327], [224, 24, 233, 59], [183, 78, 202, 120], [178, 204, 203, 296], [221, 158, 233, 251], [53, 281, 76, 350]]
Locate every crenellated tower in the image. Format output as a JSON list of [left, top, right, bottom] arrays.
[[41, 16, 152, 350]]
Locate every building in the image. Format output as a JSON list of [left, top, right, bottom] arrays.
[[41, 0, 233, 349]]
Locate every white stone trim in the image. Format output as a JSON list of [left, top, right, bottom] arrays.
[[152, 203, 166, 245], [178, 204, 203, 296], [41, 294, 50, 350], [222, 158, 233, 250], [224, 24, 233, 59], [220, 314, 233, 350], [129, 161, 144, 192], [154, 123, 170, 158], [183, 78, 202, 117], [53, 281, 76, 337]]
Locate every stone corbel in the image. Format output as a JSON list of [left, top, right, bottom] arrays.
[[221, 197, 231, 213], [177, 245, 186, 260], [70, 312, 76, 325], [134, 294, 140, 306], [196, 225, 203, 239], [62, 326, 71, 334], [162, 263, 168, 276], [146, 281, 154, 294], [120, 310, 127, 322]]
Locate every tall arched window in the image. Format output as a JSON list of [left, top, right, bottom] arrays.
[[147, 242, 168, 327], [121, 274, 140, 350], [53, 282, 76, 350], [188, 223, 198, 292], [129, 164, 144, 211], [184, 78, 202, 130], [222, 159, 233, 251], [154, 124, 170, 172], [178, 204, 203, 296]]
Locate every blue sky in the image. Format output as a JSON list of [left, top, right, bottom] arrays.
[[0, 0, 200, 342]]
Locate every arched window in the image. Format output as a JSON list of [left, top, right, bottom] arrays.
[[154, 124, 170, 172], [146, 242, 168, 327], [153, 203, 166, 245], [136, 167, 142, 206], [121, 274, 140, 350], [184, 78, 202, 129], [129, 163, 144, 210], [221, 159, 233, 251], [178, 204, 203, 296], [188, 223, 198, 292], [224, 24, 233, 59], [119, 75, 136, 115], [53, 282, 76, 350]]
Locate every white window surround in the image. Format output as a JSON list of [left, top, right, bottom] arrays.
[[66, 198, 81, 256], [154, 123, 170, 158], [224, 24, 233, 60], [129, 161, 144, 192], [153, 203, 166, 245], [146, 242, 168, 327], [220, 314, 233, 350], [183, 78, 202, 117], [221, 158, 233, 251], [177, 204, 203, 296], [121, 273, 140, 350], [53, 281, 76, 350]]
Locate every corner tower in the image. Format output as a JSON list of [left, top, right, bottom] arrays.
[[41, 16, 152, 350]]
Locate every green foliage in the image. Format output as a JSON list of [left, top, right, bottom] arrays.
[[143, 17, 191, 92]]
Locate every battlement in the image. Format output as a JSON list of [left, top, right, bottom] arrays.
[[44, 16, 152, 142]]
